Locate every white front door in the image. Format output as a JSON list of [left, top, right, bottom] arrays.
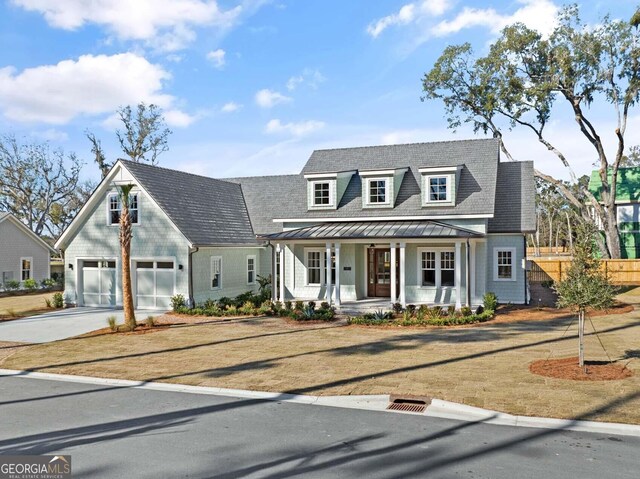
[[134, 260, 175, 310], [81, 260, 116, 307]]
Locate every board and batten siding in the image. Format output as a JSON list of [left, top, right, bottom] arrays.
[[191, 247, 268, 304], [63, 186, 191, 306], [0, 219, 50, 284]]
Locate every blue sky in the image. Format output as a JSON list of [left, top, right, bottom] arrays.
[[0, 0, 638, 183]]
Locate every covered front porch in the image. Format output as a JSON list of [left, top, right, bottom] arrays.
[[260, 220, 485, 310]]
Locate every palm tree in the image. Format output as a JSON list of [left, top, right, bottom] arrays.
[[118, 184, 136, 330]]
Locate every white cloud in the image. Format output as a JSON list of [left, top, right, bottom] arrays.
[[221, 101, 241, 112], [11, 0, 253, 52], [207, 48, 226, 68], [164, 109, 197, 127], [0, 53, 193, 125], [367, 0, 451, 38], [286, 68, 326, 91], [432, 0, 559, 38], [31, 128, 69, 142], [265, 119, 325, 136], [255, 89, 291, 108]]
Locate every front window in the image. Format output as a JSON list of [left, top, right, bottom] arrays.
[[428, 176, 448, 202], [211, 256, 222, 289], [368, 179, 387, 204], [108, 193, 139, 225], [313, 182, 331, 206], [421, 251, 436, 286], [418, 249, 455, 287], [440, 251, 455, 286], [494, 249, 515, 281], [247, 255, 256, 285], [307, 251, 322, 285], [21, 258, 32, 281]]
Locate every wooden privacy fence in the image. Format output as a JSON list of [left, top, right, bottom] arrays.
[[528, 259, 640, 285]]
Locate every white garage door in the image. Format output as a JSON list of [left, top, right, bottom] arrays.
[[135, 260, 175, 310], [82, 260, 116, 307]]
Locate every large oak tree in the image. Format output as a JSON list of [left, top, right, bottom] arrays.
[[422, 6, 640, 258]]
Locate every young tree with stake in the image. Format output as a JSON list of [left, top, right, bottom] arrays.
[[554, 224, 617, 367]]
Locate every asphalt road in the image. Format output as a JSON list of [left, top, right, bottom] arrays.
[[0, 376, 637, 479]]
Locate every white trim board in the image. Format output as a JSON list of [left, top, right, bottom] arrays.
[[274, 214, 493, 222]]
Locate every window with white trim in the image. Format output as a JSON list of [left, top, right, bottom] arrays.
[[494, 248, 515, 281], [418, 249, 455, 287], [421, 251, 436, 286], [211, 256, 222, 289], [368, 179, 388, 204], [247, 255, 256, 285], [306, 250, 322, 285], [20, 257, 32, 281], [440, 251, 455, 286], [429, 176, 448, 202], [108, 193, 139, 225], [313, 182, 331, 206]]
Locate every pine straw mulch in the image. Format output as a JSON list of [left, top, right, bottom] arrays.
[[530, 356, 634, 381]]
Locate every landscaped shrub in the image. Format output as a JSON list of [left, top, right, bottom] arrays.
[[4, 280, 20, 291], [52, 292, 64, 308], [107, 316, 118, 332], [289, 305, 335, 321], [171, 294, 186, 311], [406, 304, 416, 314], [483, 292, 498, 312], [23, 279, 37, 290], [145, 316, 156, 327], [284, 300, 292, 311], [216, 297, 233, 309], [348, 307, 494, 326], [460, 306, 472, 317], [44, 298, 52, 308], [41, 278, 57, 288], [307, 301, 316, 310], [294, 300, 304, 311], [362, 309, 394, 321], [392, 302, 404, 314]]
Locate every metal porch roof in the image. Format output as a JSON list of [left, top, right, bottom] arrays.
[[258, 220, 484, 241]]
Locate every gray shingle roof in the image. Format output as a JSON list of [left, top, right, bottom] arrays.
[[225, 174, 304, 235], [259, 220, 483, 241], [122, 160, 258, 246], [299, 138, 499, 218], [488, 161, 536, 233]]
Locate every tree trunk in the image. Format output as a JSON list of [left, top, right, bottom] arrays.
[[565, 211, 573, 251], [119, 189, 136, 330], [604, 207, 622, 259], [578, 309, 585, 368]]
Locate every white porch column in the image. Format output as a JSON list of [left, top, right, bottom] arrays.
[[390, 242, 397, 303], [399, 242, 406, 307], [334, 242, 341, 306], [271, 246, 277, 302], [325, 242, 333, 304], [455, 241, 462, 310], [470, 241, 476, 306], [277, 243, 285, 302]]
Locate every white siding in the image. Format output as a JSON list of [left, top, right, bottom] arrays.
[[0, 219, 50, 285]]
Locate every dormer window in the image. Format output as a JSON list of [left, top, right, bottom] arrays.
[[368, 179, 388, 204], [313, 182, 331, 206], [419, 166, 460, 207], [428, 176, 449, 202]]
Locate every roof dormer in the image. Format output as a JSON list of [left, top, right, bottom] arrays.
[[419, 166, 462, 208], [304, 171, 355, 210], [360, 168, 408, 209]]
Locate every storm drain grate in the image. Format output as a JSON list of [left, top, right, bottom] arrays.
[[387, 398, 427, 414]]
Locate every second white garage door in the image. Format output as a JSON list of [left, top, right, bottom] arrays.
[[134, 260, 175, 310]]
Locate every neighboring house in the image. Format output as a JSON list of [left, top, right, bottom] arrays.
[[56, 138, 535, 310], [0, 212, 56, 286], [588, 167, 640, 259]]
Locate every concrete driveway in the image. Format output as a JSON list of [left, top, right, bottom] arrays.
[[0, 308, 160, 343]]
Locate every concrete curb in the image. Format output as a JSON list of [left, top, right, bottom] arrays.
[[1, 368, 639, 437]]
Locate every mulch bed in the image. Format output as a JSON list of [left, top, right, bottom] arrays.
[[529, 357, 634, 381]]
